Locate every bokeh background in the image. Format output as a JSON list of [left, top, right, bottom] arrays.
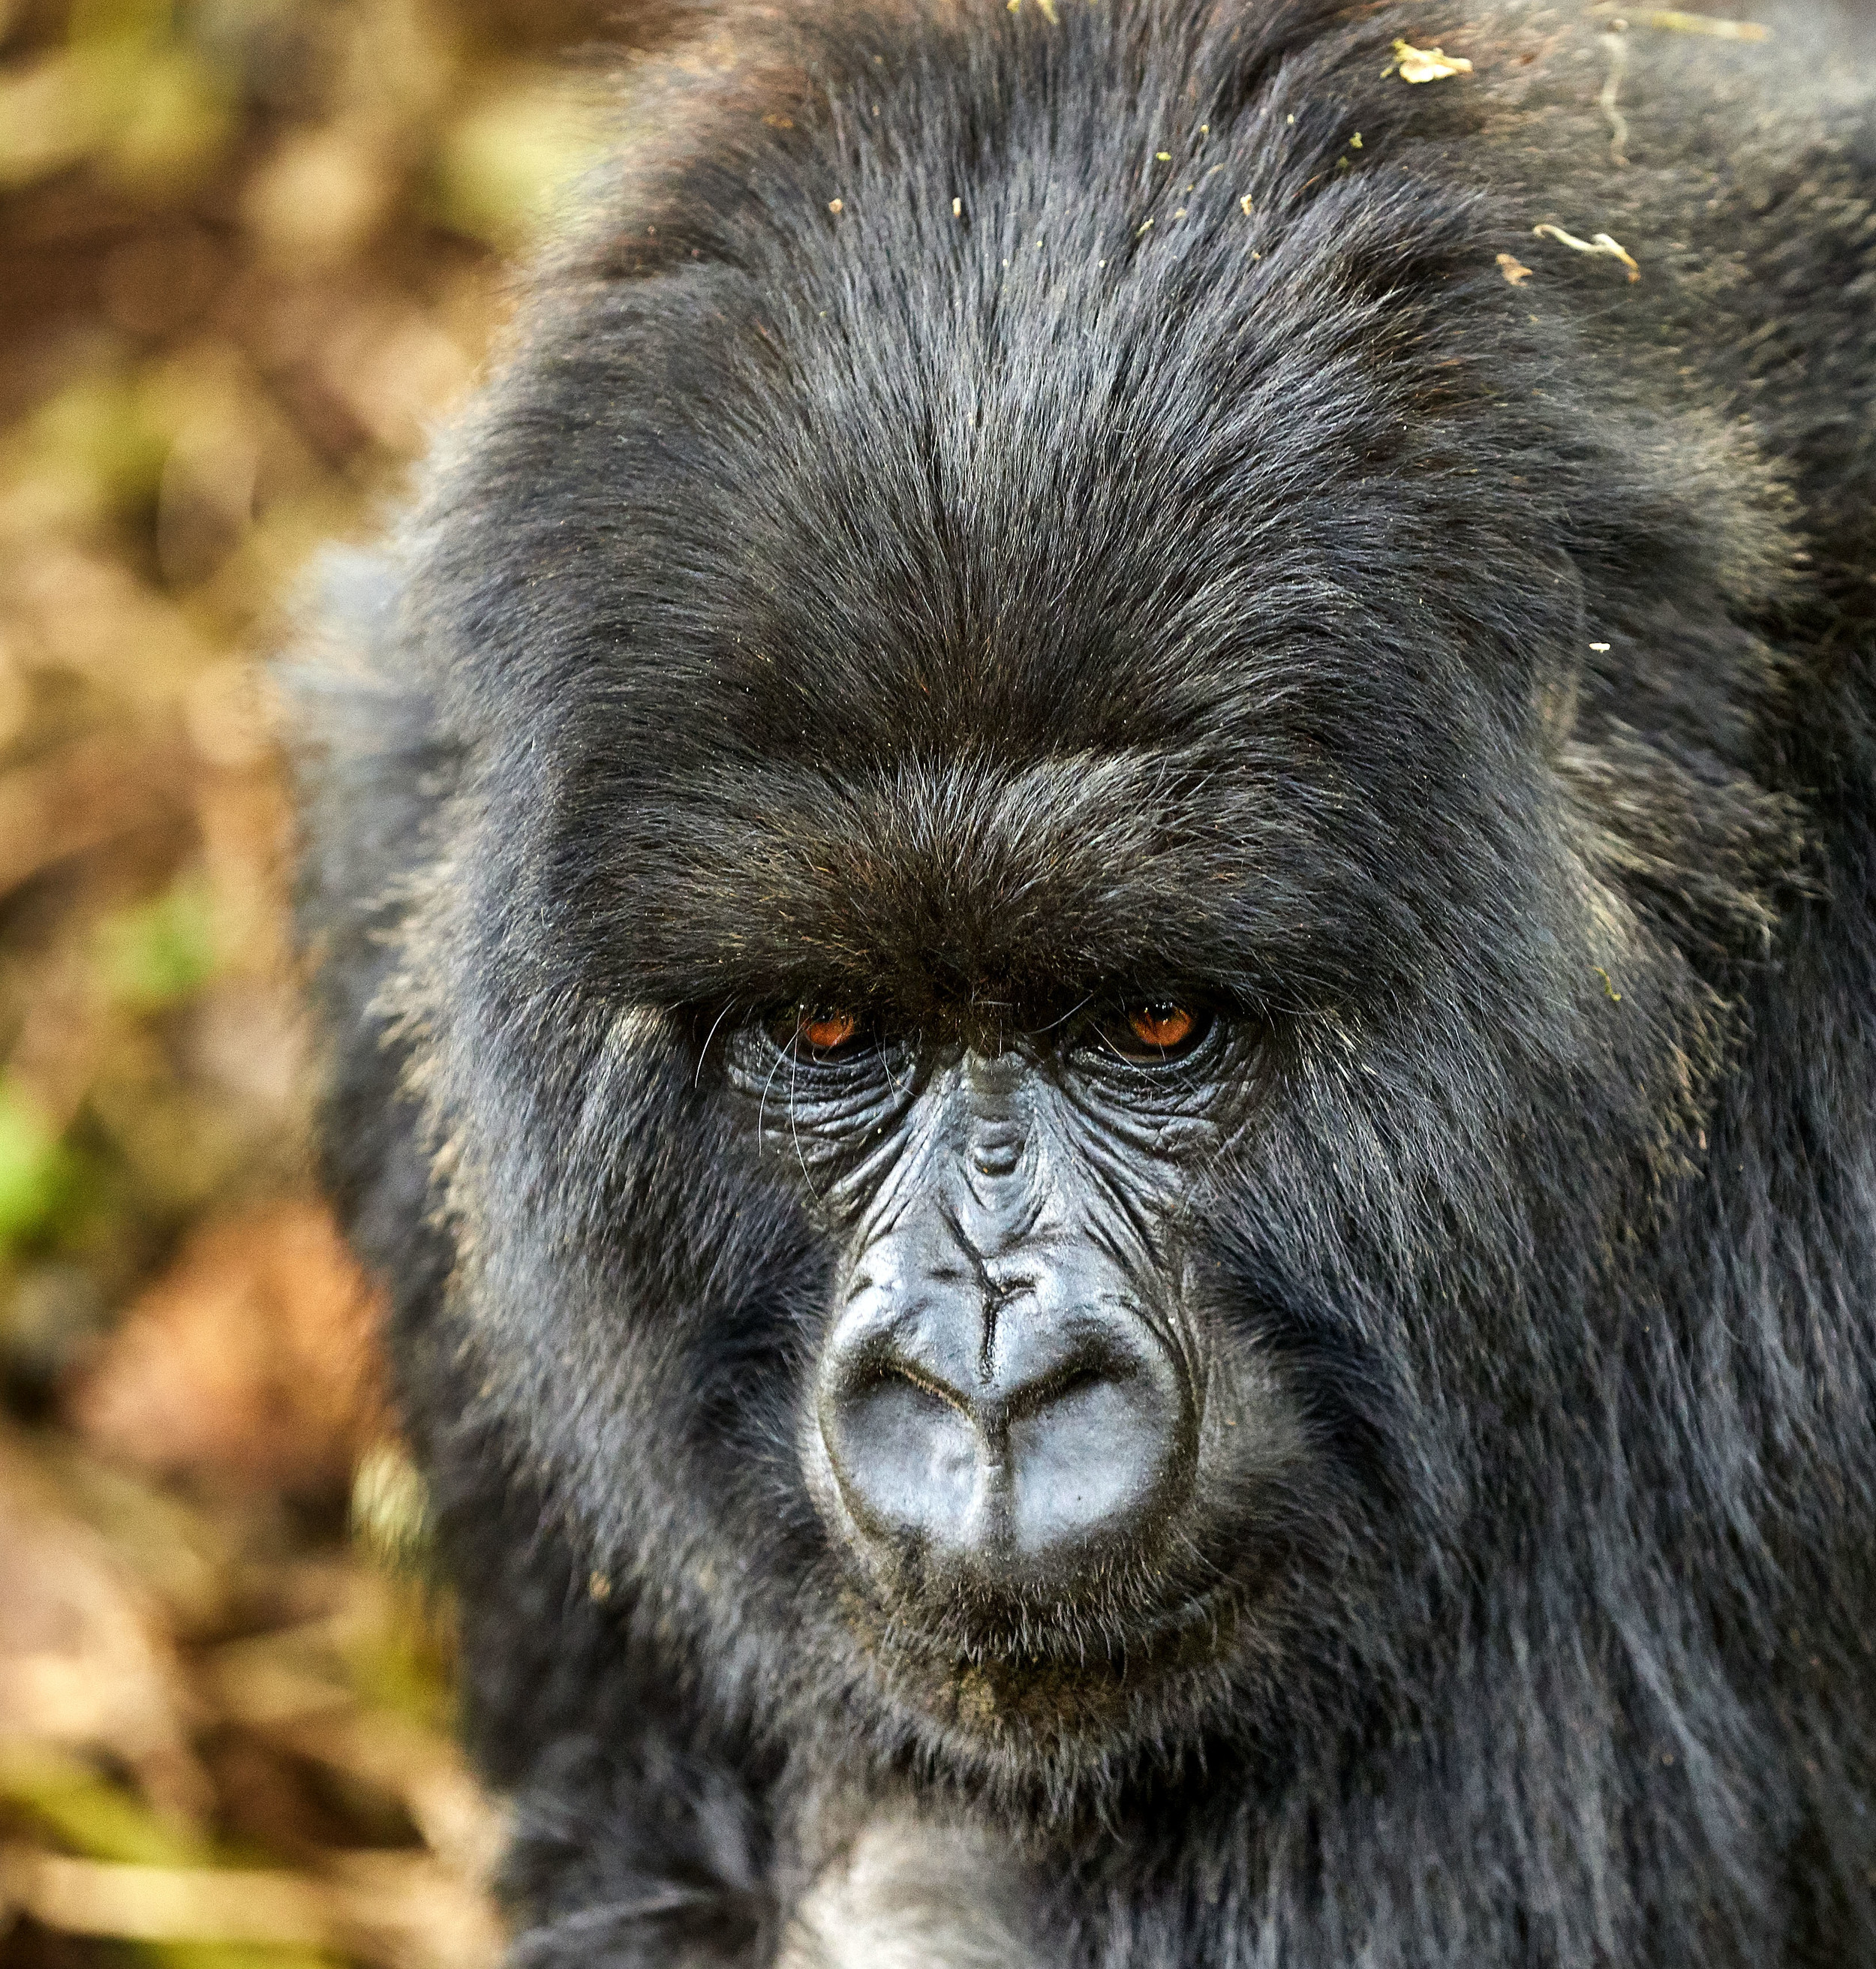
[[0, 2, 627, 1958]]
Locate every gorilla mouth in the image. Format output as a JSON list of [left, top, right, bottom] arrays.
[[835, 1564, 1253, 1745]]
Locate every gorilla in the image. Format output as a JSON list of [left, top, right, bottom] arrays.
[[287, 0, 1876, 1961]]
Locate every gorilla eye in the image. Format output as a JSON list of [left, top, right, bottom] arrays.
[[1109, 1003, 1209, 1061], [1129, 1004, 1195, 1049], [791, 1008, 865, 1057]]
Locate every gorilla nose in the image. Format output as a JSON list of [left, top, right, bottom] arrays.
[[817, 1291, 1195, 1597]]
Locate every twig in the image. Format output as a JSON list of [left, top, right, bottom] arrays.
[[0, 1847, 332, 1948], [0, 1844, 507, 1969]]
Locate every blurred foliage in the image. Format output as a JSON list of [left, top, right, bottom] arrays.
[[98, 878, 220, 1013], [0, 0, 624, 1959], [0, 1082, 77, 1246], [0, 0, 612, 1372]]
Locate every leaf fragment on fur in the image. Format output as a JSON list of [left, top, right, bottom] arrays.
[[1496, 252, 1534, 285], [1390, 39, 1474, 82], [1532, 222, 1640, 280]]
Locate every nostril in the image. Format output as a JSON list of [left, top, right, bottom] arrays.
[[822, 1360, 981, 1549], [1003, 1356, 1190, 1571], [869, 1357, 973, 1420], [1003, 1355, 1129, 1423]]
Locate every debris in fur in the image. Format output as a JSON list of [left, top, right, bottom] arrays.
[[1389, 39, 1475, 81], [1532, 221, 1641, 279]]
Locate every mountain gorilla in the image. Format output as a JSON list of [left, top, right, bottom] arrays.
[[287, 0, 1876, 1961]]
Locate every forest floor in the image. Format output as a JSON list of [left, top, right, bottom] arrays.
[[0, 2, 624, 1959]]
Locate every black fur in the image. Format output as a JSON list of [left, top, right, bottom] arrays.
[[285, 0, 1876, 1960]]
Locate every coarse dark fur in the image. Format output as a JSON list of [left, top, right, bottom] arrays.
[[285, 0, 1876, 1961]]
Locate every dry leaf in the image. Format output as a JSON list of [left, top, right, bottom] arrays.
[[1497, 253, 1534, 285], [1391, 39, 1474, 82], [0, 731, 188, 899], [0, 1435, 208, 1819], [69, 1203, 388, 1496]]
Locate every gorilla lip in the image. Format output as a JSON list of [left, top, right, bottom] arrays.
[[831, 1564, 1252, 1743]]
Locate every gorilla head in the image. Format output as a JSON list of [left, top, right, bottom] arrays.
[[366, 10, 1793, 1790], [294, 0, 1876, 1954]]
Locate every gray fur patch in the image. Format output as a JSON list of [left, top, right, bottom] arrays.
[[777, 1820, 1039, 1969]]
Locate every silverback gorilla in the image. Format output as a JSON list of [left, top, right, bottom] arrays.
[[287, 0, 1876, 1961]]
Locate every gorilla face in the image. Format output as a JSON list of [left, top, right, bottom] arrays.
[[732, 997, 1262, 1629], [438, 654, 1713, 1788], [540, 667, 1682, 1775], [394, 387, 1745, 1785], [701, 971, 1365, 1751]]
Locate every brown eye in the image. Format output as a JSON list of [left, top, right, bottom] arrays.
[[1128, 1004, 1195, 1050], [796, 1009, 862, 1055], [1111, 1003, 1207, 1060]]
